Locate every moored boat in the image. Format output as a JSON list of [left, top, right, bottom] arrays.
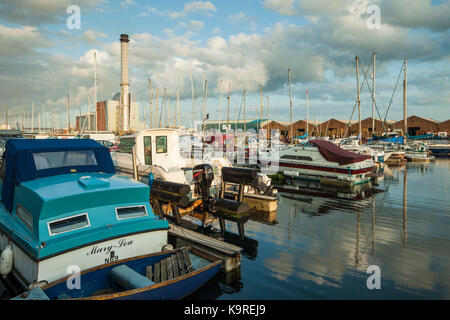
[[13, 246, 221, 300], [277, 140, 375, 187], [427, 143, 450, 156], [0, 139, 169, 288]]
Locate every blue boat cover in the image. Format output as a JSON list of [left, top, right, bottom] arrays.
[[1, 139, 115, 212]]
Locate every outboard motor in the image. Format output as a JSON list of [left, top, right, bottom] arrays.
[[192, 164, 217, 214]]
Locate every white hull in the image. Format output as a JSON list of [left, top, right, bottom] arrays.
[[278, 145, 374, 183], [1, 229, 167, 286]]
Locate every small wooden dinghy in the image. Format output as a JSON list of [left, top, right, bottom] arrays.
[[14, 247, 221, 300]]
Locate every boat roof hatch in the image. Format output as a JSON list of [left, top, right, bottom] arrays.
[[1, 139, 115, 212]]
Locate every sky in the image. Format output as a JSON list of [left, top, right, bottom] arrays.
[[0, 0, 449, 129]]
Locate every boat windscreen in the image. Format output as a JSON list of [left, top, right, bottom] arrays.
[[33, 150, 98, 170]]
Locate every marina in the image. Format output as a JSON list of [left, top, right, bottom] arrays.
[[1, 1, 449, 303]]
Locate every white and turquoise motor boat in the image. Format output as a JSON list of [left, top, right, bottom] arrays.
[[0, 139, 169, 289]]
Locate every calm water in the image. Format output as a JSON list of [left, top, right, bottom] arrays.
[[192, 159, 450, 300]]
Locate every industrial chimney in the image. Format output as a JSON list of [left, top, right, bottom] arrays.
[[120, 34, 130, 132]]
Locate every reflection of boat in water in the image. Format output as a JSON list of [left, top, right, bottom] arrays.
[[277, 179, 380, 215]]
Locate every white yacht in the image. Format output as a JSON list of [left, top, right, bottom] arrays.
[[278, 140, 375, 186]]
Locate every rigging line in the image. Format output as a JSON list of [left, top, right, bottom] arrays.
[[344, 55, 373, 137], [358, 59, 389, 137], [383, 60, 405, 122], [236, 90, 245, 123]]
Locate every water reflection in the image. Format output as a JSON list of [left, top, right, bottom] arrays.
[[193, 160, 450, 299]]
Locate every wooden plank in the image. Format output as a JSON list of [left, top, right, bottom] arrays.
[[166, 256, 174, 280], [154, 262, 160, 283], [171, 255, 179, 278], [176, 251, 186, 275], [182, 247, 194, 273], [145, 266, 153, 281], [169, 225, 243, 256], [160, 258, 167, 282]]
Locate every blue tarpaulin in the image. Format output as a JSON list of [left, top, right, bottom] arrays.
[[1, 139, 115, 212]]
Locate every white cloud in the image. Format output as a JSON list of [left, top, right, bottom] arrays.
[[177, 20, 205, 32], [229, 12, 247, 23], [79, 30, 108, 44], [0, 0, 106, 25], [120, 0, 136, 8], [169, 1, 216, 19]]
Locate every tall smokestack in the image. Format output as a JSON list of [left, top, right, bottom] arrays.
[[120, 34, 130, 132]]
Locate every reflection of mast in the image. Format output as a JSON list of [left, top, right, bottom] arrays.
[[403, 168, 407, 247], [355, 209, 361, 268], [371, 196, 376, 256]]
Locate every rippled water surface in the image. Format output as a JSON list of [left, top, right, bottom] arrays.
[[193, 159, 450, 300]]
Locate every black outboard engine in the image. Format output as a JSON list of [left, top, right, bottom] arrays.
[[192, 164, 216, 214]]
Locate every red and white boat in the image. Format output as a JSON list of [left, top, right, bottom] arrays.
[[278, 140, 375, 186]]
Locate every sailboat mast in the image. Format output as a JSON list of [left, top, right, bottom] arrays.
[[306, 89, 309, 136], [356, 56, 361, 142], [177, 88, 180, 128], [189, 61, 195, 129], [148, 79, 152, 129], [243, 89, 246, 132], [203, 80, 207, 132], [403, 57, 407, 136], [227, 83, 231, 128], [288, 68, 293, 141], [260, 85, 263, 132], [31, 101, 34, 133], [218, 80, 222, 132], [267, 95, 269, 137], [155, 88, 159, 128], [94, 52, 97, 132], [372, 52, 376, 135], [67, 93, 70, 133]]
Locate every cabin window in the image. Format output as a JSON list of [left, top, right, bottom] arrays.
[[143, 136, 152, 165], [16, 204, 33, 231], [156, 136, 167, 153], [281, 155, 313, 161], [115, 205, 148, 220], [117, 137, 135, 154], [32, 151, 97, 170], [48, 213, 90, 236]]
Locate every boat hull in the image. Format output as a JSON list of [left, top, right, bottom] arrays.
[[41, 247, 221, 300], [1, 229, 168, 285]]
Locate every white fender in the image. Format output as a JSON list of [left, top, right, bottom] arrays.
[[0, 245, 13, 278]]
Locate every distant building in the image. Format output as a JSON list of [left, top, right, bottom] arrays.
[[392, 116, 439, 136], [75, 113, 96, 132], [437, 119, 450, 134], [348, 117, 396, 138], [96, 100, 145, 133]]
